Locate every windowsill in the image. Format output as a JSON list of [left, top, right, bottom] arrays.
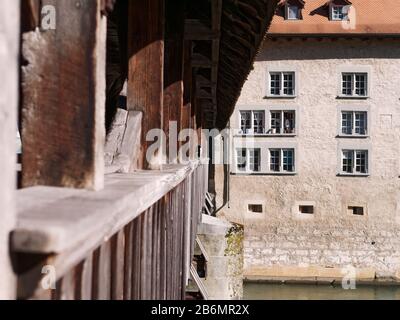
[[337, 173, 370, 177], [336, 95, 369, 100], [336, 134, 369, 139], [234, 133, 297, 138], [231, 172, 297, 176], [264, 95, 297, 100]]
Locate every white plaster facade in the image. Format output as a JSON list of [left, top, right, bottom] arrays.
[[215, 38, 400, 279]]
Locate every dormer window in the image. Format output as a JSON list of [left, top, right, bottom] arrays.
[[286, 4, 300, 20], [282, 0, 304, 20], [329, 0, 352, 21]]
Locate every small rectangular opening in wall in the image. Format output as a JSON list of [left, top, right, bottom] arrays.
[[248, 204, 263, 213], [349, 206, 364, 216], [299, 205, 314, 215]]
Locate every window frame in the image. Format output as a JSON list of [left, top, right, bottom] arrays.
[[268, 148, 296, 174], [337, 66, 371, 99], [339, 72, 369, 98], [339, 149, 370, 176], [235, 148, 261, 174], [285, 3, 301, 20], [330, 4, 351, 21], [337, 105, 370, 138], [238, 110, 266, 135], [267, 71, 296, 98]]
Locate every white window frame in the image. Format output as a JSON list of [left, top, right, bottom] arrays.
[[337, 105, 370, 138], [268, 71, 296, 97], [268, 148, 296, 174], [235, 148, 261, 173], [339, 149, 369, 176], [340, 72, 368, 97], [286, 3, 300, 20], [341, 111, 368, 136], [268, 110, 296, 135], [330, 4, 350, 21], [238, 110, 265, 135]]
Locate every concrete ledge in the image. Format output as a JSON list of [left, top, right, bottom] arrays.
[[244, 265, 378, 283]]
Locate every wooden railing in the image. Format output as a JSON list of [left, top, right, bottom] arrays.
[[12, 161, 208, 300]]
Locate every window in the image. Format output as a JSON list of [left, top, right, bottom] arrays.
[[341, 111, 368, 136], [269, 110, 296, 134], [269, 148, 295, 173], [286, 4, 300, 20], [269, 72, 295, 97], [341, 73, 368, 97], [348, 206, 364, 216], [253, 111, 265, 134], [331, 5, 348, 21], [239, 110, 265, 134], [248, 204, 263, 213], [236, 148, 261, 173], [237, 149, 247, 172], [299, 205, 314, 215], [341, 150, 368, 175], [240, 111, 251, 134]]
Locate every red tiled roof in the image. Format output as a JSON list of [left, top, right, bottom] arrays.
[[269, 0, 400, 35]]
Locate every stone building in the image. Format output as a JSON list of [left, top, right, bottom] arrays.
[[215, 0, 400, 281]]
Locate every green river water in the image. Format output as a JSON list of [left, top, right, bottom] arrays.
[[244, 282, 400, 300]]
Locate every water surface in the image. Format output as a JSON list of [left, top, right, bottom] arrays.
[[244, 282, 400, 300]]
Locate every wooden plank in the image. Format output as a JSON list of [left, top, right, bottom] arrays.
[[111, 230, 125, 300], [123, 222, 133, 300], [0, 0, 19, 300], [182, 42, 193, 131], [164, 0, 185, 161], [127, 0, 165, 169], [76, 254, 94, 300], [13, 162, 199, 254], [131, 216, 142, 299], [92, 241, 112, 300], [21, 0, 106, 190]]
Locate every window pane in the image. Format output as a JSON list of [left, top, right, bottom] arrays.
[[355, 112, 367, 135], [332, 5, 346, 20], [253, 111, 265, 134], [283, 72, 294, 95], [270, 111, 282, 134], [237, 149, 247, 171], [342, 74, 352, 96], [355, 150, 368, 174], [355, 73, 367, 96], [342, 150, 354, 173], [287, 5, 299, 19], [270, 73, 281, 95], [240, 111, 251, 133], [270, 149, 280, 172], [284, 111, 296, 134], [341, 111, 353, 135], [249, 149, 261, 172], [283, 149, 295, 172]]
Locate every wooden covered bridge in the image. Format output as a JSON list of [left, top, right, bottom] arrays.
[[0, 0, 277, 300]]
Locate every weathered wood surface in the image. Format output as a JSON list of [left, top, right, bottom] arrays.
[[0, 0, 19, 300], [21, 0, 106, 190], [164, 0, 185, 162], [127, 0, 165, 169], [13, 162, 202, 254], [14, 162, 208, 300]]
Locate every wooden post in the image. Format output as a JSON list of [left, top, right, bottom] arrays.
[[163, 0, 185, 163], [0, 0, 19, 299], [127, 0, 165, 170], [21, 0, 106, 190]]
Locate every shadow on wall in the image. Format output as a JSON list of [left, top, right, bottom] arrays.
[[256, 38, 400, 61]]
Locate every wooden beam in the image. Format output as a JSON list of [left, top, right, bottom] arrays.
[[127, 0, 165, 170], [0, 0, 19, 300], [21, 0, 106, 190], [163, 0, 185, 163]]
